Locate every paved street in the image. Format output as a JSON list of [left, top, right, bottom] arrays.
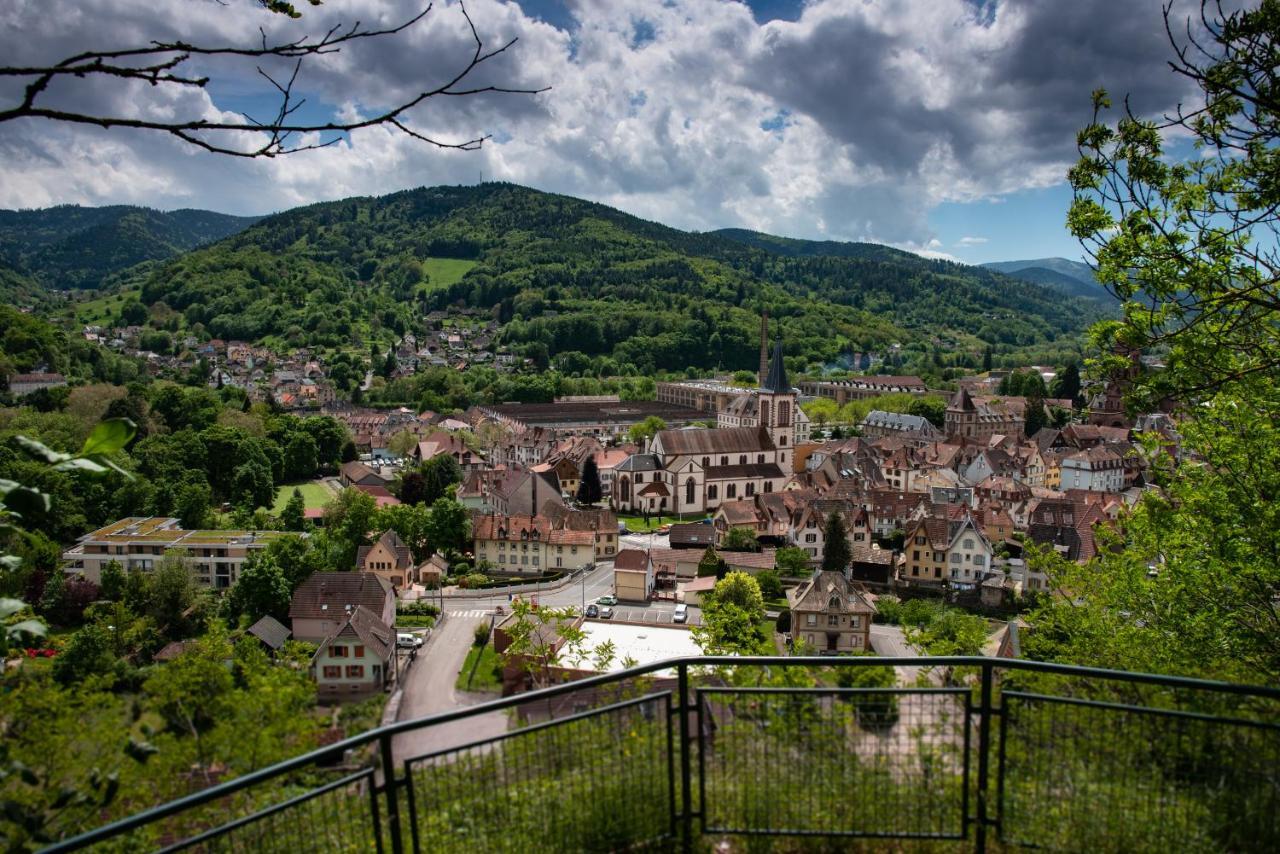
[[393, 612, 507, 764], [870, 623, 934, 685]]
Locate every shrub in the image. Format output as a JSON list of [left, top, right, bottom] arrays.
[[874, 596, 903, 625], [775, 611, 791, 634], [473, 622, 491, 647]]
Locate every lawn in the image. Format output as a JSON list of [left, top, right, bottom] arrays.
[[270, 480, 335, 514], [455, 643, 502, 693], [71, 286, 141, 325], [616, 513, 708, 533], [421, 257, 476, 291]]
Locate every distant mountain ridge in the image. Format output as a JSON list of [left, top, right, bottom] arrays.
[[0, 205, 260, 290], [982, 257, 1110, 302], [121, 183, 1101, 373]]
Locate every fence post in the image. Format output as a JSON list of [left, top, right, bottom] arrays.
[[677, 661, 694, 853], [380, 732, 405, 854], [975, 661, 993, 854]]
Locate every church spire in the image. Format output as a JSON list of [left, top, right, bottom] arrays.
[[758, 309, 769, 386], [763, 338, 790, 393]]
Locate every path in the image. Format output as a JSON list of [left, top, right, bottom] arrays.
[[392, 613, 508, 765]]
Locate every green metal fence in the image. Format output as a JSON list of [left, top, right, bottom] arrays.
[[42, 656, 1280, 853]]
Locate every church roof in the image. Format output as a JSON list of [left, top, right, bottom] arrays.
[[762, 339, 790, 393]]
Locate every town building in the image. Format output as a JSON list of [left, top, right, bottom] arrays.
[[61, 517, 293, 589], [289, 572, 397, 643], [613, 340, 796, 516], [310, 606, 396, 700], [356, 529, 417, 588], [786, 570, 876, 654]]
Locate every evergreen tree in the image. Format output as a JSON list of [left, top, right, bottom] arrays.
[[281, 488, 306, 531], [821, 511, 851, 573], [576, 457, 603, 505], [982, 345, 993, 372], [1024, 390, 1048, 437], [1052, 362, 1082, 406]]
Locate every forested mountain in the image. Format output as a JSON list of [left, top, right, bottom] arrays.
[[132, 183, 1098, 374], [0, 205, 260, 290], [983, 257, 1110, 302]]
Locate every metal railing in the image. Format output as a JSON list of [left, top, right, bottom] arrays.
[[44, 656, 1280, 852]]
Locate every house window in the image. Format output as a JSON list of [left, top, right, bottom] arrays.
[[806, 534, 817, 543], [322, 666, 341, 679], [702, 457, 709, 468], [331, 645, 348, 658], [757, 454, 764, 464], [746, 483, 755, 497], [851, 617, 860, 628], [974, 555, 986, 567], [707, 485, 718, 500], [739, 455, 747, 465], [951, 553, 961, 564], [727, 484, 737, 499], [828, 615, 839, 626], [806, 614, 816, 626], [346, 665, 365, 679], [764, 482, 773, 492], [685, 478, 696, 505], [780, 435, 787, 446], [354, 645, 365, 658]]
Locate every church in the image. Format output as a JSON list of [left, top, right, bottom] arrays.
[[612, 337, 796, 517]]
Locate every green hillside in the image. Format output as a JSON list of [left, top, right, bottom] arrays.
[[129, 183, 1098, 374], [0, 205, 260, 290]]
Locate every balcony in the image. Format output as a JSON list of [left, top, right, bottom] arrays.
[[46, 656, 1280, 852]]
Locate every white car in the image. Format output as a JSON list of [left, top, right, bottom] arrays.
[[396, 633, 424, 650]]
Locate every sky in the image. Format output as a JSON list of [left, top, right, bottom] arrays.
[[0, 0, 1201, 265]]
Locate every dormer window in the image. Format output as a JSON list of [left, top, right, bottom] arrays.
[[828, 595, 841, 610]]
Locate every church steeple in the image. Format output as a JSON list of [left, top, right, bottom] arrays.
[[763, 338, 789, 393], [758, 310, 770, 386]]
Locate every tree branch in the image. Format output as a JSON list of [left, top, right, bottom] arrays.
[[0, 2, 548, 158]]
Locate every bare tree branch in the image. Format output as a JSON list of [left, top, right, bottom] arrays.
[[0, 1, 548, 158]]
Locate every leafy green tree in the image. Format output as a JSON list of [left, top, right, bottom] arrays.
[[281, 432, 318, 481], [98, 560, 125, 602], [821, 512, 851, 573], [375, 503, 432, 562], [720, 526, 759, 552], [140, 553, 205, 641], [173, 478, 212, 529], [576, 457, 603, 505], [627, 416, 666, 445], [387, 429, 417, 457], [280, 487, 306, 531], [1069, 2, 1280, 403], [754, 569, 784, 601], [775, 546, 811, 577], [692, 571, 768, 656], [696, 546, 726, 579], [225, 553, 291, 624], [425, 497, 470, 556], [1051, 361, 1082, 405], [835, 654, 899, 728], [231, 460, 274, 511], [1034, 2, 1280, 684], [419, 453, 463, 504], [322, 488, 378, 569], [50, 621, 120, 688], [144, 623, 236, 735]]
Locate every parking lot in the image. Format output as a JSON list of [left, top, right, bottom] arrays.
[[589, 603, 702, 627]]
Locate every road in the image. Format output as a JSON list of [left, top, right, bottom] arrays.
[[392, 612, 507, 765], [869, 623, 936, 685]]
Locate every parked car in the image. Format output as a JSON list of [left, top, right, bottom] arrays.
[[585, 604, 599, 618], [598, 606, 615, 619], [596, 594, 618, 606], [673, 604, 688, 624], [396, 633, 423, 650]]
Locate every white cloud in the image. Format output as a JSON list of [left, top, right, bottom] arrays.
[[0, 0, 1195, 247], [956, 236, 989, 247]]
